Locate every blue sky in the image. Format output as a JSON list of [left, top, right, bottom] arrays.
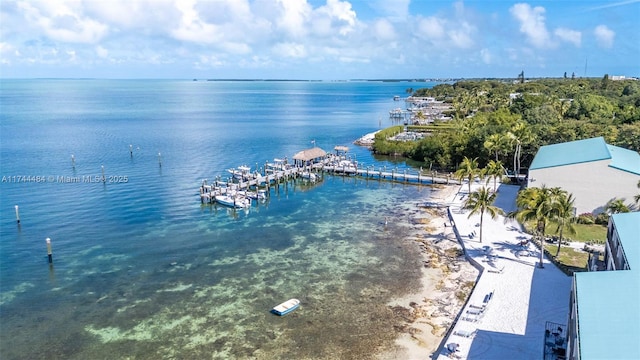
[[1, 0, 638, 79]]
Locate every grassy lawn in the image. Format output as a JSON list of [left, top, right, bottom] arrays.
[[543, 243, 590, 270], [525, 221, 607, 243], [522, 221, 606, 273]]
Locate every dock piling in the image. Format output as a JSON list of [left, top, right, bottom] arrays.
[[46, 238, 53, 263]]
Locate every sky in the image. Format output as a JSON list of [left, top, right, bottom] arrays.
[[1, 0, 639, 79]]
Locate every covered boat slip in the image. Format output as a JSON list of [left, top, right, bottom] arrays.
[[292, 146, 328, 168], [271, 298, 300, 316]]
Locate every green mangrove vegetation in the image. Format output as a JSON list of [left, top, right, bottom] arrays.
[[372, 77, 640, 173]]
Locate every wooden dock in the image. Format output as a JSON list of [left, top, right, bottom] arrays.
[[199, 154, 459, 206], [320, 164, 458, 185]]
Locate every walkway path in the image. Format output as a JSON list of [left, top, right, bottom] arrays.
[[435, 181, 572, 360]]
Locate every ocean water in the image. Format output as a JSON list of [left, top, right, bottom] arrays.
[[0, 80, 438, 359]]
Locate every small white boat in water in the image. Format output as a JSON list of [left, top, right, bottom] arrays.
[[301, 171, 317, 182], [271, 298, 300, 316], [246, 189, 267, 201], [214, 194, 250, 208], [227, 165, 252, 180]]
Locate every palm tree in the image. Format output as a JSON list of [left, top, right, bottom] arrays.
[[484, 133, 510, 162], [506, 122, 534, 183], [484, 160, 505, 193], [634, 180, 640, 205], [606, 198, 631, 214], [509, 186, 556, 268], [552, 191, 577, 257], [455, 156, 480, 194], [464, 186, 504, 243]]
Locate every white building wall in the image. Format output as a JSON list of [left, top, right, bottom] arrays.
[[528, 160, 640, 214]]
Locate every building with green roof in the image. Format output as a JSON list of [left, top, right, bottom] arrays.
[[528, 137, 640, 214], [565, 212, 640, 360]]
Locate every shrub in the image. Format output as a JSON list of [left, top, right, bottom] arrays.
[[577, 213, 595, 225], [594, 212, 610, 225]]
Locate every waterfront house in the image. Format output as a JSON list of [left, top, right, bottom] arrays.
[[565, 212, 640, 360], [527, 137, 640, 214]]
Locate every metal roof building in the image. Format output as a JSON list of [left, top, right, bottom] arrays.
[[566, 212, 640, 360], [528, 137, 640, 214]]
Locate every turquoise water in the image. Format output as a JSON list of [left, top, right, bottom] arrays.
[[0, 80, 438, 359]]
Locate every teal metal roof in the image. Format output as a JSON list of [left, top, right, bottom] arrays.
[[529, 137, 611, 170], [574, 212, 640, 360], [575, 271, 640, 360], [607, 145, 640, 175], [612, 212, 640, 269]]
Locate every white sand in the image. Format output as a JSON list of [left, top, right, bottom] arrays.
[[378, 181, 572, 360], [354, 131, 380, 146]]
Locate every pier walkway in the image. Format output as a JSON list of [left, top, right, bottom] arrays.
[[199, 156, 460, 204]]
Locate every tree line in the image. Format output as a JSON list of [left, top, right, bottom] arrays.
[[373, 77, 640, 173]]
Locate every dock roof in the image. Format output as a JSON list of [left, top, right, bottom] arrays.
[[529, 137, 640, 175], [293, 147, 327, 161]]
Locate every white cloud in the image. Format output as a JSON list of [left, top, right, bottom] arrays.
[[66, 49, 76, 61], [170, 0, 220, 44], [338, 56, 370, 63], [17, 1, 109, 44], [314, 0, 357, 36], [509, 3, 551, 48], [448, 22, 475, 49], [96, 45, 108, 58], [196, 54, 225, 68], [417, 17, 445, 41], [554, 28, 581, 47], [372, 19, 396, 41], [272, 42, 307, 58], [275, 0, 312, 39], [0, 42, 14, 55], [594, 25, 615, 48], [84, 0, 178, 31], [369, 0, 410, 20], [0, 42, 15, 64], [414, 3, 476, 50], [1, 0, 635, 78]]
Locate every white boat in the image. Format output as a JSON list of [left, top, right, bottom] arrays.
[[301, 171, 317, 182], [214, 194, 250, 208], [271, 298, 300, 316], [266, 158, 289, 172], [246, 189, 267, 201], [227, 165, 252, 180]]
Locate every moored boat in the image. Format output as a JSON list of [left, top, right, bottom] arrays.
[[271, 298, 300, 316], [227, 165, 252, 180], [301, 171, 317, 182], [246, 189, 267, 201], [214, 194, 250, 208]]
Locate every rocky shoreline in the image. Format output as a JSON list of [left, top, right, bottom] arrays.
[[377, 184, 479, 359], [353, 131, 379, 147]]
